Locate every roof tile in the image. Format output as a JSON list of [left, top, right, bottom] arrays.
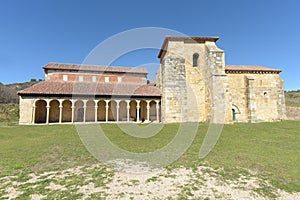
[[18, 81, 161, 97]]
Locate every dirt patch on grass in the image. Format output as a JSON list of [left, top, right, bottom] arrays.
[[0, 163, 299, 199]]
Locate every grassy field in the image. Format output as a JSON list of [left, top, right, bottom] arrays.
[[0, 121, 299, 198]]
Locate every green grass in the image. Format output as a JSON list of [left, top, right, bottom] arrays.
[[0, 121, 299, 194]]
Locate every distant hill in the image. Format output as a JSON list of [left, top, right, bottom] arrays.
[[285, 90, 300, 107], [0, 79, 42, 104]]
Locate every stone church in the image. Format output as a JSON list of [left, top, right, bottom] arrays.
[[18, 36, 286, 125]]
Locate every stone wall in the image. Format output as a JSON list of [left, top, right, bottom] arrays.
[[227, 73, 286, 122], [286, 106, 300, 120], [19, 96, 34, 125], [160, 56, 187, 123], [158, 38, 233, 123]]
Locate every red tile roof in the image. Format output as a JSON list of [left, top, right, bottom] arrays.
[[225, 65, 281, 73], [43, 62, 148, 74], [18, 81, 161, 97]]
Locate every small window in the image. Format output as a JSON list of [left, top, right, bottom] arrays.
[[193, 53, 199, 67], [63, 75, 68, 81], [92, 76, 97, 82], [79, 76, 84, 82], [118, 77, 122, 83], [105, 77, 109, 83]]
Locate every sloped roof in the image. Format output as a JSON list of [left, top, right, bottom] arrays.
[[43, 62, 148, 74], [18, 81, 161, 97], [225, 65, 282, 73]]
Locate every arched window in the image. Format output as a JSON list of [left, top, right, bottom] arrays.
[[193, 53, 199, 67]]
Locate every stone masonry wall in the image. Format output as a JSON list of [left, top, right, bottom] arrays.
[[19, 96, 34, 125], [161, 56, 187, 123], [205, 42, 233, 124], [227, 73, 287, 122], [159, 39, 233, 123]]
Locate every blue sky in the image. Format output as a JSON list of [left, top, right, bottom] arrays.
[[0, 0, 299, 90]]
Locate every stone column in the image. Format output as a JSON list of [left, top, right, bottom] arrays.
[[94, 101, 98, 123], [155, 100, 160, 122], [59, 100, 63, 124], [32, 104, 36, 124], [136, 100, 140, 122], [105, 100, 110, 123], [71, 100, 75, 123], [146, 100, 150, 122], [116, 100, 120, 122], [46, 100, 50, 124], [83, 100, 87, 123], [126, 100, 130, 122]]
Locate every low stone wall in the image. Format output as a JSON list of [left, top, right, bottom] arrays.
[[286, 106, 300, 120]]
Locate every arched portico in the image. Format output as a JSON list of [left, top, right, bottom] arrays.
[[119, 100, 127, 121], [34, 100, 47, 123], [97, 100, 106, 121], [108, 100, 117, 121], [30, 97, 161, 124], [49, 100, 59, 123], [74, 100, 84, 122], [86, 100, 95, 122], [62, 100, 72, 122]]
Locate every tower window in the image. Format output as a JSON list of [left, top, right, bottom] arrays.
[[63, 75, 68, 81], [193, 53, 199, 67], [118, 77, 122, 83], [78, 76, 84, 82]]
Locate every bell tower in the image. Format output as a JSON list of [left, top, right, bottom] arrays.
[[157, 36, 233, 123]]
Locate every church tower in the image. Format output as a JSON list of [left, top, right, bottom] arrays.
[[157, 36, 233, 123]]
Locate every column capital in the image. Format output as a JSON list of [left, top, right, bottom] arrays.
[[46, 100, 51, 107]]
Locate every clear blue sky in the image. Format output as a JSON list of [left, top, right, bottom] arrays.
[[0, 0, 299, 90]]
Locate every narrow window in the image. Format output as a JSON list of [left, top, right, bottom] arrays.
[[79, 76, 83, 82], [105, 77, 109, 83], [118, 77, 122, 83], [63, 75, 68, 81], [193, 53, 199, 67], [92, 76, 97, 82]]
